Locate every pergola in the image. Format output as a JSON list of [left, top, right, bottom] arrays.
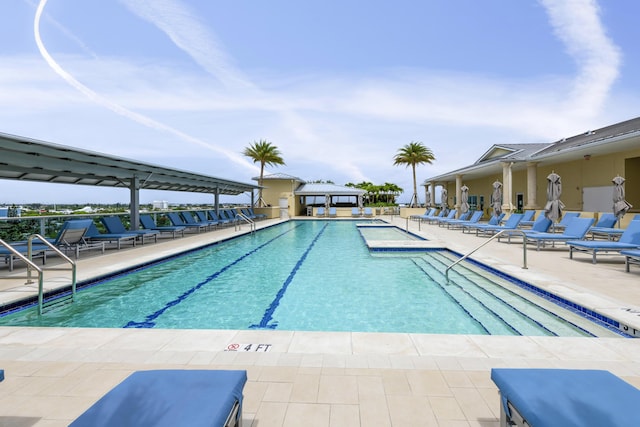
[[0, 132, 259, 229], [294, 183, 366, 207]]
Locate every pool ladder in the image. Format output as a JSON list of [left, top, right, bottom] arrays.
[[235, 212, 256, 234], [0, 235, 77, 316], [445, 229, 528, 282]]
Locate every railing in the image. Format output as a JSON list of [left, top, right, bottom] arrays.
[[0, 236, 77, 315], [235, 212, 256, 233], [445, 229, 528, 282]]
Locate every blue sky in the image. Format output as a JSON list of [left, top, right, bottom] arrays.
[[1, 0, 639, 205]]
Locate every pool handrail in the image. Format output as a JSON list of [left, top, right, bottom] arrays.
[[445, 229, 528, 282], [27, 234, 77, 315], [0, 237, 48, 315], [235, 211, 255, 233]]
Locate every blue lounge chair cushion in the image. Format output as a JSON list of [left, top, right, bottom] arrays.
[[475, 213, 524, 235], [70, 370, 247, 427], [567, 220, 640, 263], [491, 368, 640, 427], [524, 217, 595, 249]]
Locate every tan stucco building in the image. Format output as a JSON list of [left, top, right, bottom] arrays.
[[423, 116, 640, 223], [254, 174, 366, 218]]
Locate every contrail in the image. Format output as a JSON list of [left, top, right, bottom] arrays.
[[34, 0, 258, 174]]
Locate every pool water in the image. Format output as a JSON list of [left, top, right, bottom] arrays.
[[357, 225, 422, 241], [0, 221, 625, 337]]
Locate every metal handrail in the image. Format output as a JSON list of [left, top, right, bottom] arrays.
[[235, 212, 255, 233], [445, 229, 528, 282], [27, 234, 77, 315], [0, 238, 45, 314]]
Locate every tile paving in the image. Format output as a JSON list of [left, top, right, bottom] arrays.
[[1, 215, 639, 426]]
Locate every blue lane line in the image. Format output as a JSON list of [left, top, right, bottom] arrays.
[[123, 223, 302, 328], [250, 223, 329, 329]]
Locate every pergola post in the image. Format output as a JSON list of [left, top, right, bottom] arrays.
[[129, 175, 140, 230]]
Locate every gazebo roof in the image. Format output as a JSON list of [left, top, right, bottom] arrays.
[[294, 183, 365, 196]]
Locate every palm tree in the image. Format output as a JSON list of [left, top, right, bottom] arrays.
[[393, 142, 435, 207], [243, 139, 285, 207]]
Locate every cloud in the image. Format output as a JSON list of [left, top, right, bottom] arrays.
[[539, 0, 621, 115], [34, 0, 259, 174], [119, 0, 255, 91], [5, 0, 627, 204]]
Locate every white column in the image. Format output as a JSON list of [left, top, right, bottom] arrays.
[[455, 174, 462, 217], [502, 162, 513, 212], [525, 162, 539, 209]]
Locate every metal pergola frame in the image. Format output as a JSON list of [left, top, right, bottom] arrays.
[[0, 132, 259, 229]]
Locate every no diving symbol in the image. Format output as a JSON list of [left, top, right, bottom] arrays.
[[225, 343, 272, 352]]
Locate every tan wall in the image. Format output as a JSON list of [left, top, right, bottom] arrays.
[[260, 179, 304, 217], [445, 147, 640, 215]]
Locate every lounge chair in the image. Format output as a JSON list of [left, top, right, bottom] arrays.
[[438, 211, 469, 227], [166, 212, 206, 233], [524, 217, 595, 250], [550, 211, 580, 232], [181, 212, 210, 232], [410, 208, 434, 221], [239, 208, 256, 220], [328, 207, 337, 218], [316, 207, 326, 217], [446, 210, 483, 230], [70, 369, 247, 427], [351, 207, 361, 217], [588, 214, 640, 241], [221, 209, 240, 224], [208, 210, 233, 226], [195, 211, 220, 229], [85, 222, 137, 250], [621, 249, 640, 272], [516, 210, 537, 228], [461, 212, 505, 234], [24, 219, 104, 260], [429, 209, 456, 225], [101, 216, 159, 244], [247, 208, 266, 220], [491, 368, 640, 427], [1, 219, 97, 270], [420, 209, 443, 222], [139, 214, 185, 239], [566, 220, 640, 263], [474, 213, 524, 236], [363, 207, 373, 217], [497, 215, 552, 243]]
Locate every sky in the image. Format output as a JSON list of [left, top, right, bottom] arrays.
[[1, 0, 639, 205]]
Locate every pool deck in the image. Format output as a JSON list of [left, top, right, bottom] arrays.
[[1, 215, 640, 426]]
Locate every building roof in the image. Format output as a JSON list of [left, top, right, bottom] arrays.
[[0, 132, 258, 195], [294, 183, 366, 196], [253, 173, 306, 183], [424, 116, 640, 184]]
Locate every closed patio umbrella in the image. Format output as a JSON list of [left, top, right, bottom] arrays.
[[544, 172, 565, 223], [460, 185, 470, 214], [491, 181, 502, 217], [425, 190, 431, 208], [613, 175, 632, 223], [440, 188, 448, 213], [324, 194, 331, 211]]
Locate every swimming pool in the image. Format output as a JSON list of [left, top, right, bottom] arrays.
[[0, 220, 626, 337]]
